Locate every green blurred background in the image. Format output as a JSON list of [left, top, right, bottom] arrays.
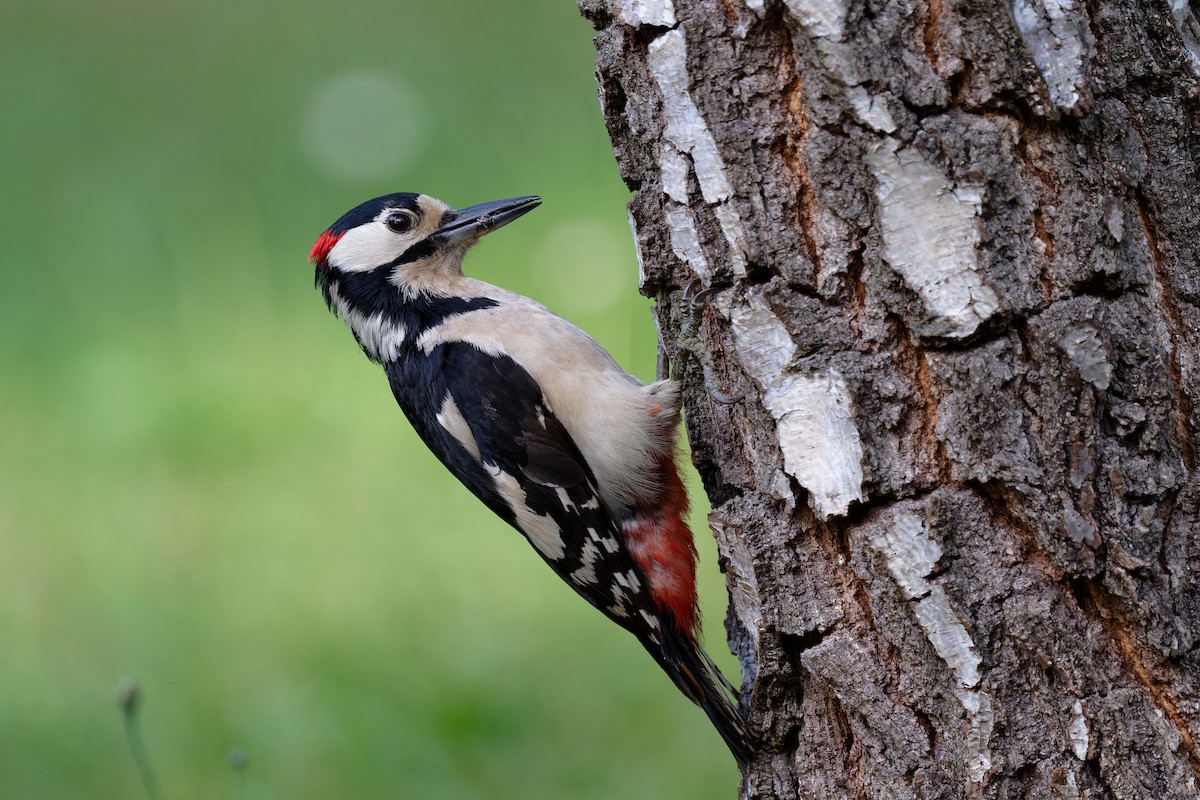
[[0, 1, 741, 797]]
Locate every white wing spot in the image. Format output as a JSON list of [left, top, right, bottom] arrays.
[[487, 464, 566, 560], [570, 541, 601, 585], [640, 610, 661, 630], [625, 570, 643, 593], [554, 487, 577, 511]]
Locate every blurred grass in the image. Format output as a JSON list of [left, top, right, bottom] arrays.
[[0, 1, 741, 798]]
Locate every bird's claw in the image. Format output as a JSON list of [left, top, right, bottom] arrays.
[[671, 283, 743, 405], [710, 388, 745, 405]]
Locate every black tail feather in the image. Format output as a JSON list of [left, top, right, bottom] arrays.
[[649, 629, 754, 769]]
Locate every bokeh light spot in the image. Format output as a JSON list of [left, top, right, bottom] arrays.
[[301, 70, 429, 182]]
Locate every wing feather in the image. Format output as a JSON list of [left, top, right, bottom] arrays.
[[388, 342, 665, 642]]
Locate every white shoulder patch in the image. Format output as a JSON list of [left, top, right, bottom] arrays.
[[437, 393, 481, 461]]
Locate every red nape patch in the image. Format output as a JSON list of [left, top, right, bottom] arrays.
[[625, 452, 700, 636], [309, 229, 344, 265]]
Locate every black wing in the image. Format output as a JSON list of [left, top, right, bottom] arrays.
[[385, 341, 666, 643], [384, 341, 752, 765]]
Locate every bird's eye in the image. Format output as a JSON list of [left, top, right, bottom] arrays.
[[385, 211, 416, 234]]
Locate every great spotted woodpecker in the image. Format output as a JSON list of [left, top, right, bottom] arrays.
[[311, 192, 751, 765]]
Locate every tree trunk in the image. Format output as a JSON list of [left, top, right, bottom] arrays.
[[579, 0, 1200, 796]]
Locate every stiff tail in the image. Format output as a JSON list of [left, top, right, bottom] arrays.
[[650, 627, 754, 769]]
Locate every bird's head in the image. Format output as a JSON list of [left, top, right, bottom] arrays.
[[310, 192, 540, 312]]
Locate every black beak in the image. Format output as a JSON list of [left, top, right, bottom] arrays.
[[432, 196, 541, 247]]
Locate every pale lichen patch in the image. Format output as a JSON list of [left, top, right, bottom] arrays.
[[1058, 324, 1112, 390], [784, 0, 847, 40], [847, 86, 898, 134], [916, 586, 983, 690], [965, 690, 995, 783], [1171, 0, 1200, 76], [1069, 698, 1090, 760], [783, 0, 897, 133], [870, 512, 942, 600], [711, 512, 763, 649], [765, 371, 865, 518], [728, 294, 865, 518], [664, 207, 712, 283], [1058, 772, 1083, 800], [610, 0, 676, 27], [865, 139, 1000, 338], [647, 29, 749, 277], [728, 294, 796, 378], [872, 510, 986, 721], [1011, 0, 1090, 111]]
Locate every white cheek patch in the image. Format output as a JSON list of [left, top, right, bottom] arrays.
[[328, 220, 415, 273]]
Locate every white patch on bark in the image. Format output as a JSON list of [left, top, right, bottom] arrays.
[[783, 0, 897, 133], [1103, 199, 1125, 242], [659, 147, 690, 203], [1058, 772, 1083, 800], [1069, 699, 1090, 760], [965, 690, 995, 783], [872, 510, 991, 780], [916, 586, 982, 690], [1061, 494, 1099, 546], [664, 208, 712, 284], [847, 87, 898, 134], [770, 469, 797, 512], [784, 0, 846, 39], [1058, 324, 1112, 389], [1011, 0, 1090, 111], [1171, 0, 1200, 76], [657, 149, 713, 282], [727, 293, 796, 378], [610, 0, 676, 27], [711, 513, 763, 648], [766, 373, 863, 518], [870, 512, 942, 600], [865, 139, 1000, 338], [728, 294, 865, 518], [647, 29, 749, 277], [628, 208, 648, 290]]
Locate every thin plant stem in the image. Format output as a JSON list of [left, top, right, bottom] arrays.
[[118, 678, 161, 800], [228, 748, 248, 800]]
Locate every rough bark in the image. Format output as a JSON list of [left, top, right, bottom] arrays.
[[579, 0, 1200, 797]]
